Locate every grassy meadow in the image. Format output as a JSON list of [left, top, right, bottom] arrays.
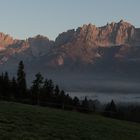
[[0, 101, 140, 140]]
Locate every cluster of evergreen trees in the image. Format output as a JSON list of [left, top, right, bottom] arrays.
[[0, 61, 27, 102], [0, 61, 91, 111], [103, 100, 140, 123], [1, 61, 139, 123]]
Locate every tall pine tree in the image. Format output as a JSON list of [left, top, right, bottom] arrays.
[[31, 73, 44, 105], [17, 61, 27, 100]]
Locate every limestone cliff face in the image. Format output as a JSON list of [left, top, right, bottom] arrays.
[[27, 35, 54, 57], [0, 33, 14, 51], [55, 20, 136, 48], [0, 20, 140, 69], [0, 34, 54, 64], [49, 20, 138, 66]]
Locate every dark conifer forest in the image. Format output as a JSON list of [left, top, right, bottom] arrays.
[[0, 61, 88, 111], [0, 61, 140, 123]]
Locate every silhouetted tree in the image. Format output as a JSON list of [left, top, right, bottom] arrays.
[[17, 61, 27, 100], [4, 72, 9, 82], [0, 73, 4, 100], [59, 90, 66, 109], [2, 72, 10, 100], [54, 85, 60, 96], [39, 79, 49, 106], [73, 96, 80, 107], [11, 77, 18, 100], [81, 97, 89, 112], [64, 94, 73, 108], [82, 97, 89, 108], [0, 74, 3, 99], [47, 80, 54, 94], [31, 72, 44, 105], [53, 85, 60, 104], [104, 100, 117, 118]]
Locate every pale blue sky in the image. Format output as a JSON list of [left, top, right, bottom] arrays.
[[0, 0, 139, 40]]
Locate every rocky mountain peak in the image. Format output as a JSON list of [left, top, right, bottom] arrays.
[[0, 32, 14, 51], [48, 20, 140, 66], [31, 34, 49, 40], [0, 20, 140, 68], [76, 20, 135, 46], [55, 29, 75, 46], [26, 35, 54, 57]]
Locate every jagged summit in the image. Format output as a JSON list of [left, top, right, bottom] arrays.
[[55, 20, 136, 49], [0, 32, 14, 50], [0, 20, 140, 70]]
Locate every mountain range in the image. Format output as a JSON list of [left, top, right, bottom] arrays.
[[0, 20, 140, 92]]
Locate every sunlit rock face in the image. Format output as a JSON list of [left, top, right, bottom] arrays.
[[55, 20, 136, 48], [0, 20, 140, 75], [27, 35, 54, 57], [0, 34, 54, 64], [50, 20, 139, 66], [0, 33, 14, 51]]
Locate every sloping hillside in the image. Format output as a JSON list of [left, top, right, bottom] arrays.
[[0, 101, 140, 140]]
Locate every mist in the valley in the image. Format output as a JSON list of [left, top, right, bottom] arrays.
[[37, 72, 140, 104]]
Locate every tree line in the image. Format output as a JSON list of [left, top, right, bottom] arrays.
[[103, 100, 140, 123], [0, 61, 93, 112], [0, 61, 140, 123]]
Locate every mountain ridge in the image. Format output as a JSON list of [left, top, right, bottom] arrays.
[[0, 20, 140, 79]]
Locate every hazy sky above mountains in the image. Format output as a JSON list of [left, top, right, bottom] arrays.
[[0, 0, 139, 40]]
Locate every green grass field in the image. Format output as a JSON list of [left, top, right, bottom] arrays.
[[0, 101, 140, 140]]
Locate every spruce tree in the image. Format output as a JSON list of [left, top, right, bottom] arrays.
[[73, 96, 80, 107], [31, 72, 44, 105], [60, 90, 65, 109], [54, 85, 60, 96], [3, 72, 10, 100], [82, 97, 89, 111], [41, 79, 50, 103], [11, 77, 18, 100], [17, 61, 27, 100], [104, 100, 117, 118]]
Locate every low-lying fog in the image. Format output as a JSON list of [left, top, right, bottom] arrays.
[[23, 72, 140, 104], [49, 73, 140, 104], [68, 92, 140, 104]]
